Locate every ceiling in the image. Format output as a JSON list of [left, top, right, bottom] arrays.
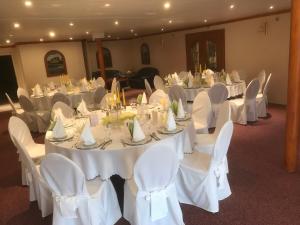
[[0, 0, 291, 45]]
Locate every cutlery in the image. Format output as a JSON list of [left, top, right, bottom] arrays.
[[101, 139, 112, 150], [151, 132, 160, 140]]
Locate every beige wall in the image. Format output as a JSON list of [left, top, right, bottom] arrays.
[[103, 12, 290, 105], [17, 42, 87, 89]]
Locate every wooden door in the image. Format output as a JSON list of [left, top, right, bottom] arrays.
[[186, 29, 225, 73]]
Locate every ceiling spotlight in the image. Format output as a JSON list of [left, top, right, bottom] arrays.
[[164, 2, 171, 9], [69, 22, 74, 26], [6, 39, 11, 44], [168, 20, 173, 24], [229, 4, 235, 9], [107, 35, 111, 38], [13, 23, 20, 28], [24, 1, 32, 7], [85, 31, 89, 34], [114, 20, 119, 25], [134, 33, 138, 36], [204, 19, 208, 23], [39, 38, 44, 42], [49, 31, 56, 38], [104, 3, 110, 7], [269, 5, 274, 10], [130, 29, 134, 33], [161, 28, 164, 31], [69, 37, 73, 40]]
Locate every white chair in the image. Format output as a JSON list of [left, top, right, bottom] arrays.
[[154, 75, 167, 92], [257, 73, 272, 117], [93, 86, 106, 107], [96, 76, 105, 87], [257, 70, 266, 94], [149, 89, 170, 106], [19, 95, 51, 133], [168, 85, 188, 111], [123, 138, 184, 225], [178, 71, 188, 80], [8, 116, 52, 217], [40, 153, 122, 225], [17, 87, 29, 98], [51, 101, 75, 119], [229, 79, 260, 125], [176, 121, 234, 213], [208, 83, 228, 128], [51, 92, 71, 107], [100, 93, 113, 109], [144, 79, 153, 97], [192, 91, 211, 133], [5, 92, 26, 118]]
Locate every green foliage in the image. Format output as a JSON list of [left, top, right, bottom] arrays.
[[136, 94, 143, 104], [128, 121, 134, 137], [170, 100, 178, 116]]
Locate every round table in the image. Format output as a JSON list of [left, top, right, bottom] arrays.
[[45, 107, 193, 180]]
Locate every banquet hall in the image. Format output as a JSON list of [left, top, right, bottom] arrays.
[[1, 0, 300, 225]]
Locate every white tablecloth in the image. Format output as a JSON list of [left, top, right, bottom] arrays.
[[45, 109, 192, 180]]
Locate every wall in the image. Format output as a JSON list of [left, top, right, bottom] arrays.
[[103, 12, 290, 105], [17, 42, 87, 89]]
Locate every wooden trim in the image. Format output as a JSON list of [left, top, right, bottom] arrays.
[[95, 38, 106, 80], [81, 40, 90, 78]]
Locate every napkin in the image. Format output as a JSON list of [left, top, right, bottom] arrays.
[[59, 85, 67, 94], [177, 98, 185, 119], [54, 108, 67, 122], [77, 100, 90, 115], [80, 84, 88, 92], [49, 82, 55, 90], [80, 122, 96, 146], [188, 73, 194, 88], [133, 117, 146, 142], [52, 117, 67, 139], [165, 108, 177, 131], [226, 74, 232, 85], [33, 84, 43, 96], [141, 92, 147, 104]]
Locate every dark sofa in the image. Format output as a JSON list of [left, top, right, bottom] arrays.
[[128, 67, 159, 89]]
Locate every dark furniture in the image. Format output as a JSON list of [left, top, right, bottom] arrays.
[[128, 67, 159, 89], [92, 69, 129, 89]]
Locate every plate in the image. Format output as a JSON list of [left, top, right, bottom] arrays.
[[47, 133, 74, 142], [75, 140, 104, 150], [122, 135, 152, 146], [157, 127, 183, 135], [175, 113, 191, 121]]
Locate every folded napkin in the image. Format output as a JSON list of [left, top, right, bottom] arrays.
[[188, 73, 194, 88], [59, 85, 67, 94], [77, 100, 90, 115], [52, 117, 67, 139], [226, 74, 232, 85], [141, 92, 147, 104], [165, 108, 177, 131], [54, 108, 67, 122], [80, 84, 88, 92], [231, 71, 241, 82], [49, 82, 55, 90], [133, 117, 146, 142], [33, 84, 43, 96], [80, 122, 96, 145], [80, 78, 88, 86], [177, 98, 185, 119]]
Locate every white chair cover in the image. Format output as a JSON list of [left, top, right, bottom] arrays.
[[8, 116, 52, 217], [257, 70, 266, 94], [154, 75, 167, 92], [96, 77, 105, 87], [123, 138, 184, 225], [17, 87, 29, 98], [6, 92, 28, 124], [178, 71, 188, 80], [229, 79, 260, 125], [168, 85, 188, 111], [149, 89, 170, 106], [144, 79, 153, 97], [52, 93, 71, 107], [192, 91, 211, 133], [19, 95, 51, 133], [40, 153, 121, 225], [52, 102, 75, 119], [257, 73, 272, 117], [176, 121, 233, 213], [93, 87, 106, 106], [208, 83, 229, 128]]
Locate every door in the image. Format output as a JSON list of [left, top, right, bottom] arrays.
[[186, 29, 225, 73], [0, 55, 18, 103]]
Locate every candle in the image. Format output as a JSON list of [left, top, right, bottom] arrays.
[[122, 89, 126, 106]]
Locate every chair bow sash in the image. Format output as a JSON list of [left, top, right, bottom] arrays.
[[213, 163, 226, 190]]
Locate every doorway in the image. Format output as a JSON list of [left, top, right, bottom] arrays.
[[186, 29, 225, 73], [0, 55, 18, 104]]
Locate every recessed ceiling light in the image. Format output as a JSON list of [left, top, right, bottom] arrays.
[[24, 1, 32, 7], [161, 28, 164, 31], [204, 19, 208, 23], [104, 3, 110, 7], [229, 4, 235, 9], [85, 31, 89, 34], [9, 34, 14, 37], [269, 5, 274, 10], [114, 20, 119, 25], [164, 2, 171, 9], [13, 23, 20, 28], [69, 22, 74, 26], [69, 37, 73, 40], [49, 31, 56, 38], [130, 29, 134, 33], [6, 39, 11, 44], [134, 33, 138, 36], [168, 20, 173, 24], [39, 38, 44, 42], [107, 35, 111, 38]]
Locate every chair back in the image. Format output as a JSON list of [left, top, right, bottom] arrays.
[[245, 79, 260, 100], [144, 79, 153, 96], [5, 93, 17, 112], [153, 75, 166, 92], [19, 95, 35, 112], [262, 73, 272, 96], [93, 87, 106, 105], [40, 153, 87, 196], [17, 87, 29, 98], [192, 91, 211, 127], [178, 71, 188, 80], [96, 77, 105, 87], [134, 138, 179, 192], [51, 93, 71, 106], [257, 70, 266, 93], [214, 101, 231, 135], [149, 89, 170, 105], [51, 101, 74, 119], [100, 93, 113, 108], [212, 121, 233, 164], [168, 85, 187, 110], [208, 83, 228, 105]]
